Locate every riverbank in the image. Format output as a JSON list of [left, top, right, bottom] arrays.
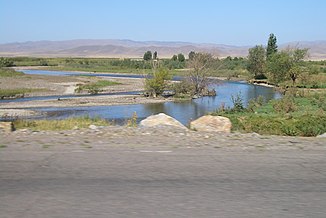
[[0, 68, 175, 116]]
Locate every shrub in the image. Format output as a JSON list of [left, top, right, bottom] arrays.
[[170, 80, 195, 97], [272, 96, 296, 113], [126, 112, 138, 127], [295, 114, 326, 136], [75, 80, 120, 94], [247, 96, 265, 112], [0, 57, 14, 67], [144, 68, 171, 97], [231, 92, 245, 112]]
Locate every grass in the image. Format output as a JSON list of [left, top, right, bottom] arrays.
[[0, 88, 49, 99], [91, 80, 121, 87], [0, 68, 24, 77], [0, 144, 7, 148], [75, 80, 121, 94], [13, 116, 110, 131], [213, 91, 326, 137]]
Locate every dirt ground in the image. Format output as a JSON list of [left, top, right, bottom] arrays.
[[1, 125, 325, 150]]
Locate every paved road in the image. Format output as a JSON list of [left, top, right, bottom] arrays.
[[1, 146, 326, 218]]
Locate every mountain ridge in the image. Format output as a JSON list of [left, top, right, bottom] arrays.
[[0, 39, 325, 59]]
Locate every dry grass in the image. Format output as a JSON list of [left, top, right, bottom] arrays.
[[13, 116, 110, 131]]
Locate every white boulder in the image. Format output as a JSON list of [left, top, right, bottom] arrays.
[[190, 115, 232, 133]]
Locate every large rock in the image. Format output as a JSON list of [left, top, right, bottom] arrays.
[[139, 113, 187, 130], [190, 115, 232, 133]]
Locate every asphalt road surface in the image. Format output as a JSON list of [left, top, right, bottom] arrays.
[[1, 146, 326, 218]]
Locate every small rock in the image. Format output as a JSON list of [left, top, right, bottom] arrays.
[[139, 113, 187, 130], [250, 132, 261, 137], [89, 125, 98, 130], [190, 115, 232, 133], [317, 133, 326, 138]]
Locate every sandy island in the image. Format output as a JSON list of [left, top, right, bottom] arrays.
[[0, 69, 176, 117]]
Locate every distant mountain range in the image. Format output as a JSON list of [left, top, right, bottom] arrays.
[[0, 39, 325, 60]]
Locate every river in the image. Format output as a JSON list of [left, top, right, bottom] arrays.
[[9, 70, 281, 125]]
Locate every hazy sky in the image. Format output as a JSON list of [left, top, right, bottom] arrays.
[[1, 0, 325, 45]]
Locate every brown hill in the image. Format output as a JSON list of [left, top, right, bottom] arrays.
[[0, 39, 325, 59]]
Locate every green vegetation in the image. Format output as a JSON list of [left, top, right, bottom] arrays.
[[13, 116, 110, 131], [0, 57, 14, 67], [267, 48, 308, 85], [126, 112, 138, 127], [247, 33, 318, 87], [0, 68, 23, 77], [0, 88, 45, 99], [266, 33, 278, 59], [213, 90, 326, 136], [186, 52, 215, 95], [0, 68, 48, 98], [143, 51, 153, 61], [247, 45, 267, 79], [75, 80, 121, 94], [144, 68, 171, 97]]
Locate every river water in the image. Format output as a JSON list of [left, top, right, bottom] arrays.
[[9, 70, 281, 125]]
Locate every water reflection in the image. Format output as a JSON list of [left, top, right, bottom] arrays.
[[36, 81, 280, 125]]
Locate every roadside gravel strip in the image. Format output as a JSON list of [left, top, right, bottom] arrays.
[[0, 126, 326, 218], [1, 126, 325, 150]]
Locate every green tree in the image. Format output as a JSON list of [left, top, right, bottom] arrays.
[[188, 51, 196, 60], [187, 52, 214, 95], [266, 33, 278, 59], [267, 51, 291, 84], [171, 55, 178, 61], [0, 57, 14, 67], [177, 53, 185, 62], [288, 48, 308, 85], [153, 51, 158, 60], [144, 68, 171, 97], [247, 45, 266, 79], [143, 51, 152, 61], [267, 48, 308, 85]]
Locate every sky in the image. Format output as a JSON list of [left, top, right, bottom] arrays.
[[1, 0, 326, 45]]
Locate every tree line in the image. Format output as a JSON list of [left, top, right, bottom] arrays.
[[247, 33, 309, 85]]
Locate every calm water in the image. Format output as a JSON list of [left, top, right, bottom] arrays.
[[10, 70, 281, 125]]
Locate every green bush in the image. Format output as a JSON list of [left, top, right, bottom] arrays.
[[231, 92, 245, 112], [75, 80, 120, 94], [170, 80, 195, 97], [144, 68, 171, 97], [272, 96, 296, 113], [247, 96, 265, 112], [0, 57, 14, 67], [295, 114, 326, 136]]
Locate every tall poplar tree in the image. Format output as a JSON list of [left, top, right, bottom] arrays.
[[266, 33, 278, 59]]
